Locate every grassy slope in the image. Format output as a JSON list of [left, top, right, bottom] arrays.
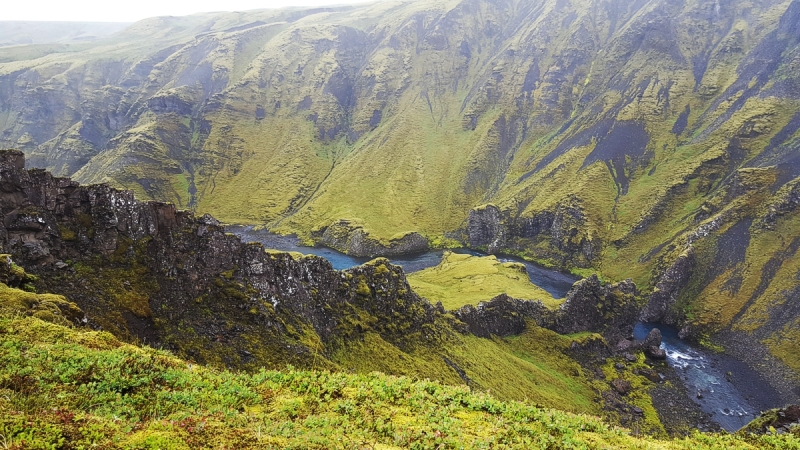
[[2, 0, 800, 386], [407, 252, 560, 310], [331, 325, 599, 415], [0, 260, 673, 438], [2, 308, 799, 448]]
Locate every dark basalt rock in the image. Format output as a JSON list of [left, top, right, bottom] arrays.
[[0, 149, 441, 368], [465, 202, 601, 268], [643, 327, 663, 348], [454, 276, 643, 343], [641, 247, 695, 325], [466, 205, 503, 249], [612, 378, 632, 395], [554, 274, 641, 343], [636, 367, 662, 383], [453, 293, 552, 338], [646, 346, 667, 360], [316, 219, 429, 257]]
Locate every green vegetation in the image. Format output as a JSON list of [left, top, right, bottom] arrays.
[[408, 252, 561, 310], [1, 292, 798, 448], [3, 0, 800, 419], [332, 324, 600, 414]]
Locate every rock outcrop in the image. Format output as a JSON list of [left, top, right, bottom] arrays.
[[554, 275, 640, 343], [453, 294, 552, 338], [454, 276, 642, 343], [315, 220, 429, 257], [740, 405, 800, 435], [465, 203, 601, 269], [640, 247, 695, 325], [0, 149, 443, 368]]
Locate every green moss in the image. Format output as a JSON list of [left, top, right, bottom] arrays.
[[1, 313, 796, 449], [355, 277, 372, 297], [0, 283, 83, 327], [408, 252, 561, 310], [58, 224, 77, 241]]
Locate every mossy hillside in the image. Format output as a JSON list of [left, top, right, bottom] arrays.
[[9, 0, 793, 248], [72, 110, 196, 208], [4, 0, 800, 390], [274, 103, 487, 242], [332, 324, 601, 417], [3, 314, 800, 449], [407, 252, 560, 311], [193, 115, 336, 225]]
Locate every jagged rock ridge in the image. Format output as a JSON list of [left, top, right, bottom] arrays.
[[1, 0, 800, 399]]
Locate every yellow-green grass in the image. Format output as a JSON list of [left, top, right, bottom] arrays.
[[407, 252, 561, 311], [332, 324, 599, 415], [0, 283, 82, 328], [1, 310, 798, 448]]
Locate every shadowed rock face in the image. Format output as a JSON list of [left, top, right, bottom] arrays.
[[466, 202, 600, 268], [454, 275, 641, 343], [554, 275, 640, 343], [0, 150, 646, 372], [2, 0, 800, 392], [0, 149, 444, 368], [454, 293, 552, 338], [640, 247, 695, 325], [315, 219, 429, 257]]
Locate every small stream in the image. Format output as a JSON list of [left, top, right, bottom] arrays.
[[634, 323, 760, 431]]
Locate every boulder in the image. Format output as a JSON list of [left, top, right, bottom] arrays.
[[612, 378, 632, 395], [646, 346, 667, 360], [643, 328, 662, 348]]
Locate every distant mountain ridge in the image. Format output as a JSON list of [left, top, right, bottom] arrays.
[[1, 0, 799, 392], [0, 21, 130, 47]]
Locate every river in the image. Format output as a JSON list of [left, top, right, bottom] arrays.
[[228, 226, 579, 298], [634, 322, 777, 431], [230, 226, 770, 432]]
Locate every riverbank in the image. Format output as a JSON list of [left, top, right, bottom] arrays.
[[635, 323, 787, 432], [228, 226, 579, 297], [229, 225, 791, 433]]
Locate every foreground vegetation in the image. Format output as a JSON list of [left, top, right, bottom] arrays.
[[1, 289, 798, 449]]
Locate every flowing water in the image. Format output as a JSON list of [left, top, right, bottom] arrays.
[[230, 226, 770, 431], [228, 226, 578, 298], [634, 323, 760, 431]]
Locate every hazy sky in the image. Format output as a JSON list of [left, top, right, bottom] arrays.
[[1, 0, 375, 23]]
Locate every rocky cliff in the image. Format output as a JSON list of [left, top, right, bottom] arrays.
[[0, 149, 658, 403], [0, 149, 447, 369], [2, 0, 800, 405], [455, 274, 639, 344]]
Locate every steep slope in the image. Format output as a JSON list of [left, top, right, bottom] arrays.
[[2, 150, 689, 432], [1, 0, 800, 400], [2, 312, 798, 448]]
